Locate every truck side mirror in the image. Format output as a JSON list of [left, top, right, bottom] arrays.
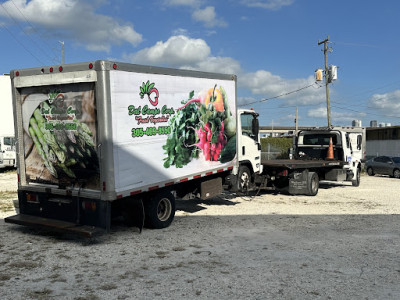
[[252, 118, 259, 136]]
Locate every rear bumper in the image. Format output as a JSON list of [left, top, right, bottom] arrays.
[[4, 214, 104, 237], [16, 190, 111, 231]]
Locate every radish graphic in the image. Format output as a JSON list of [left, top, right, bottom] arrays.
[[139, 80, 159, 106]]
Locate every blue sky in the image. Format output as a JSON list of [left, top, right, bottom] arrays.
[[1, 0, 400, 127]]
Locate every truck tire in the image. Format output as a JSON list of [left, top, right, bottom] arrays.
[[237, 165, 251, 193], [307, 172, 319, 196], [352, 168, 361, 186], [144, 190, 175, 229]]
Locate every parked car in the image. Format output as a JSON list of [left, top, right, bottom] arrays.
[[365, 156, 400, 178]]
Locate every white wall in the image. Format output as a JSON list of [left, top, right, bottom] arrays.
[[0, 75, 14, 136]]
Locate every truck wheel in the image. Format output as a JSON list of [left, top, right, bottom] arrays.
[[144, 190, 175, 229], [367, 167, 374, 176], [237, 165, 251, 193], [352, 168, 361, 186], [307, 172, 319, 196], [393, 169, 400, 179]]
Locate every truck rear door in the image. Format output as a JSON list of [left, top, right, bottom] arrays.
[[13, 67, 101, 191]]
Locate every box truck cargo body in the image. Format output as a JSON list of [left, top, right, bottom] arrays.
[[6, 61, 263, 235]]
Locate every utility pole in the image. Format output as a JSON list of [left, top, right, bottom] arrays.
[[291, 107, 299, 160], [318, 36, 331, 127], [59, 41, 65, 64]]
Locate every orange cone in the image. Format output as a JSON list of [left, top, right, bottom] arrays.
[[326, 137, 334, 160]]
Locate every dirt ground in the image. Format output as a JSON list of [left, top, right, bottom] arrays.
[[0, 171, 399, 299]]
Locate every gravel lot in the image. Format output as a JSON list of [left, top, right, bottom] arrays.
[[1, 171, 400, 299]]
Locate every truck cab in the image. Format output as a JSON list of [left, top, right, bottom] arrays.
[[233, 109, 262, 192], [0, 136, 16, 169], [296, 126, 365, 186]]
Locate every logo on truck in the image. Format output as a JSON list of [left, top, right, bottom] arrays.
[[139, 80, 159, 106]]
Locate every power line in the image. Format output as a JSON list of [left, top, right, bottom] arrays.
[[0, 23, 44, 65], [238, 82, 320, 107], [9, 0, 60, 60], [0, 2, 58, 64]]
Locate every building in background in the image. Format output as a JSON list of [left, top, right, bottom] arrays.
[[366, 126, 400, 159]]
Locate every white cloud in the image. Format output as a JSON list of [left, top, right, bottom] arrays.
[[307, 107, 327, 118], [240, 0, 294, 10], [192, 6, 227, 28], [189, 56, 241, 74], [172, 28, 189, 36], [0, 0, 142, 52], [124, 35, 323, 107], [164, 0, 202, 7], [240, 71, 324, 105], [124, 35, 211, 67], [307, 106, 366, 125], [163, 1, 226, 28], [368, 90, 400, 116]]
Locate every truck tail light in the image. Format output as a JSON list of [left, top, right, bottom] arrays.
[[82, 201, 97, 211], [59, 66, 63, 72], [26, 193, 38, 203], [278, 169, 289, 177]]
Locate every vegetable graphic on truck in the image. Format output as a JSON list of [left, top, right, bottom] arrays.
[[22, 84, 99, 189], [163, 85, 236, 168]]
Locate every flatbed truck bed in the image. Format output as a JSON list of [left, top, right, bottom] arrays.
[[261, 159, 345, 170]]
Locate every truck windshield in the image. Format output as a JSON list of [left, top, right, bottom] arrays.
[[3, 137, 15, 146]]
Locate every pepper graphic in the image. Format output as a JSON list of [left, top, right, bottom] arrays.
[[204, 84, 224, 112]]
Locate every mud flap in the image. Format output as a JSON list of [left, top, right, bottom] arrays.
[[288, 170, 319, 196], [289, 170, 309, 195], [122, 198, 145, 233]]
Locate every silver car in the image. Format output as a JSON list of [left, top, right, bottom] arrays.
[[365, 156, 400, 178]]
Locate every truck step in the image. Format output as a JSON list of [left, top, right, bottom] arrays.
[[4, 214, 103, 238]]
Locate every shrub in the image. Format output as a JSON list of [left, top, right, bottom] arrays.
[[261, 137, 293, 159]]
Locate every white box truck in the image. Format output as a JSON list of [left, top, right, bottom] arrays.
[[5, 61, 363, 236], [5, 61, 263, 235]]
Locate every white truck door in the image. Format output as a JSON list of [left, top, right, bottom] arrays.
[[237, 111, 262, 174], [347, 132, 363, 163]]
